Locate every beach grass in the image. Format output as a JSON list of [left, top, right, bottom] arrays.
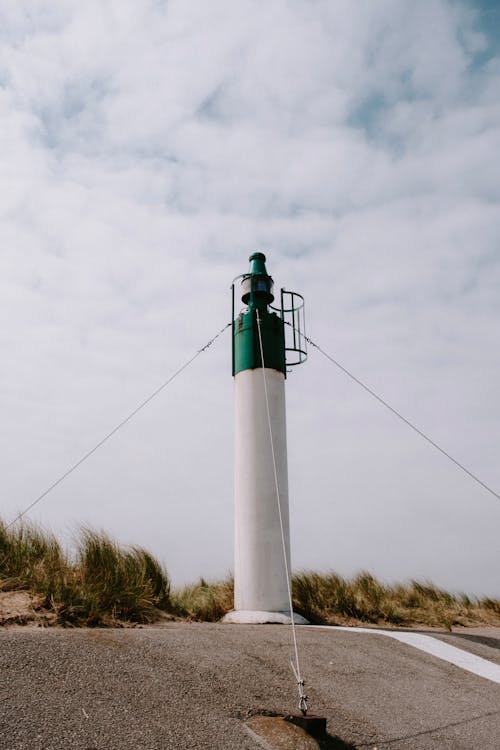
[[0, 519, 171, 625], [1, 517, 499, 629], [291, 571, 500, 629]]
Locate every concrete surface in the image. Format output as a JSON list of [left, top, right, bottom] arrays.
[[1, 623, 500, 749], [223, 610, 308, 624], [309, 625, 500, 683]]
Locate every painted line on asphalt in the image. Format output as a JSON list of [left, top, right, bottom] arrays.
[[303, 625, 500, 685]]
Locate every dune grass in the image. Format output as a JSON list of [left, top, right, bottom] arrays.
[[1, 517, 499, 628], [171, 572, 500, 629], [0, 519, 66, 597], [291, 571, 500, 630], [171, 576, 234, 621], [0, 519, 171, 625]]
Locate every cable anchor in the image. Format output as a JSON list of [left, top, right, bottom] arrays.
[[290, 657, 308, 716]]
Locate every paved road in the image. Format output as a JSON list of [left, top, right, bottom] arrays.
[[1, 623, 500, 749]]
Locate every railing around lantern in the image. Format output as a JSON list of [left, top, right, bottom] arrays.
[[275, 289, 307, 367]]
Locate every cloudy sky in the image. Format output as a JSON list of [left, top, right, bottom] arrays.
[[1, 0, 499, 595]]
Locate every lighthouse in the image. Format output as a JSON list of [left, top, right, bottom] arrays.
[[224, 253, 307, 624]]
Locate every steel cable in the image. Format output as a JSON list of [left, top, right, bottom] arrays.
[[7, 322, 232, 528], [256, 309, 308, 716], [285, 321, 500, 504]]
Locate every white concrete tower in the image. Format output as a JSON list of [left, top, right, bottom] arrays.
[[224, 253, 307, 624]]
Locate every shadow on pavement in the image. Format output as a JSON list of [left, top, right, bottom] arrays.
[[440, 632, 500, 651], [318, 736, 357, 749], [353, 708, 500, 747]]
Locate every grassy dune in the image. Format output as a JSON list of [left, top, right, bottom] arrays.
[[1, 518, 499, 629], [0, 519, 170, 625], [291, 571, 500, 630]]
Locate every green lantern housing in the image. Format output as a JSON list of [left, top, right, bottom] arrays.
[[231, 253, 307, 377]]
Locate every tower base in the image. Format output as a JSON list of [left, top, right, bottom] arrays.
[[222, 610, 309, 625]]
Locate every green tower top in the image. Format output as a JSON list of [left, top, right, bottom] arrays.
[[248, 251, 268, 274], [232, 252, 307, 376], [233, 253, 284, 376]]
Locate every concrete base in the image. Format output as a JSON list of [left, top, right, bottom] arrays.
[[222, 610, 309, 625], [245, 716, 320, 749]]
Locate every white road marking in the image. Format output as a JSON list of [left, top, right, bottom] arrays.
[[303, 625, 500, 685]]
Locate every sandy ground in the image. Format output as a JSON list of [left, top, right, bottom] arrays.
[[0, 591, 56, 627]]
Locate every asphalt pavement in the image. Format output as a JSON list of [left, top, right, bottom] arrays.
[[1, 623, 500, 749]]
